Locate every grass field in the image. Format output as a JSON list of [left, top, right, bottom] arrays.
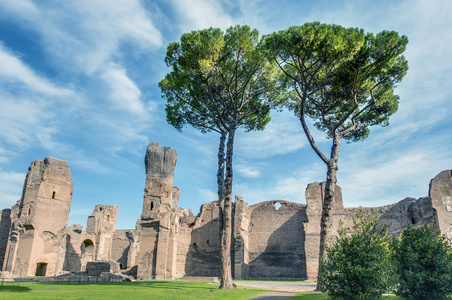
[[0, 280, 407, 299], [0, 280, 266, 300], [290, 292, 403, 299]]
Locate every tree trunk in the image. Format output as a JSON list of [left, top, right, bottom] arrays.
[[220, 128, 235, 289], [217, 132, 226, 243], [316, 134, 341, 290]]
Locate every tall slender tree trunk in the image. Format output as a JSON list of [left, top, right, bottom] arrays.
[[316, 134, 341, 290], [217, 132, 226, 243], [220, 128, 235, 289]]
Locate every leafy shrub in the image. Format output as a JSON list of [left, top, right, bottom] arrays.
[[318, 211, 396, 300], [392, 223, 452, 300]]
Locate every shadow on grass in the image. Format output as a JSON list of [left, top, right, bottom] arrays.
[[1, 280, 221, 291], [0, 286, 32, 292]]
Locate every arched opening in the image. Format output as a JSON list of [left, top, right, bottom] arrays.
[[27, 206, 31, 216], [81, 239, 95, 255], [150, 202, 154, 211], [81, 239, 95, 271], [35, 262, 47, 276], [52, 191, 56, 199], [107, 214, 110, 222], [274, 202, 282, 210]]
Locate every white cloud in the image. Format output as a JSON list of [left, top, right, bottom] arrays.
[[0, 0, 39, 20], [0, 95, 49, 149], [338, 140, 452, 207], [0, 44, 72, 96], [235, 164, 260, 178], [0, 0, 163, 75], [236, 109, 307, 158], [0, 170, 25, 209], [235, 163, 325, 204], [101, 64, 147, 117], [170, 0, 234, 31], [198, 188, 218, 203]]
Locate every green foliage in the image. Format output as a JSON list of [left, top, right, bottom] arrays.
[[160, 25, 278, 134], [260, 22, 408, 142], [319, 211, 396, 300], [391, 224, 452, 300]]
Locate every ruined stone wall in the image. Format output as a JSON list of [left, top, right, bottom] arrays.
[[247, 201, 308, 279], [64, 224, 96, 272], [86, 204, 118, 261], [137, 143, 179, 280], [3, 157, 73, 276], [0, 209, 11, 270], [430, 170, 452, 239], [111, 230, 130, 270], [175, 208, 195, 278], [183, 201, 221, 277], [233, 196, 251, 279]]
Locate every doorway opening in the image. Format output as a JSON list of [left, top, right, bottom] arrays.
[[35, 262, 47, 276]]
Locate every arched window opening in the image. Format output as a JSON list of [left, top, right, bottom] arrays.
[[150, 202, 154, 211], [107, 214, 110, 222], [52, 191, 56, 199], [81, 239, 95, 255], [27, 207, 31, 216]]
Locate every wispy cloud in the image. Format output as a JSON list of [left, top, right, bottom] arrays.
[[0, 0, 163, 75], [235, 164, 260, 178], [170, 0, 234, 31], [0, 169, 25, 208], [236, 109, 307, 158], [235, 163, 325, 204], [0, 44, 72, 96], [101, 64, 148, 118], [198, 188, 217, 202]]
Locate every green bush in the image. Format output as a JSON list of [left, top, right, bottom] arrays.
[[319, 211, 396, 300], [391, 223, 452, 300]]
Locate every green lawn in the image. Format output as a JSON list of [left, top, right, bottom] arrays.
[[0, 280, 266, 300], [290, 292, 404, 299], [0, 280, 407, 299]]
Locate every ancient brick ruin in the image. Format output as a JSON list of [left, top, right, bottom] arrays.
[[0, 142, 451, 280]]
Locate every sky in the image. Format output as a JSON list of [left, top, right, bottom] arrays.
[[0, 0, 451, 229]]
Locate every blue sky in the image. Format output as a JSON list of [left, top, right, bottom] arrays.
[[0, 0, 451, 229]]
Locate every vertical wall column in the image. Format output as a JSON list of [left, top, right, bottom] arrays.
[[137, 143, 180, 280], [233, 196, 250, 279]]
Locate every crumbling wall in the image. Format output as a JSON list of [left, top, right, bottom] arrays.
[[430, 170, 452, 239], [233, 196, 251, 279], [175, 208, 195, 278], [247, 201, 308, 279], [304, 183, 345, 279], [0, 209, 11, 270], [184, 201, 221, 277], [111, 230, 130, 270], [3, 157, 73, 276], [86, 204, 118, 261], [137, 142, 179, 280]]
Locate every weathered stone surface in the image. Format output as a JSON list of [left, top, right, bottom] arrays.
[[248, 200, 307, 279], [1, 147, 450, 282], [86, 204, 118, 261], [3, 157, 73, 276], [137, 143, 179, 280], [86, 261, 119, 276], [430, 170, 452, 238], [0, 209, 11, 270], [183, 201, 221, 277]]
